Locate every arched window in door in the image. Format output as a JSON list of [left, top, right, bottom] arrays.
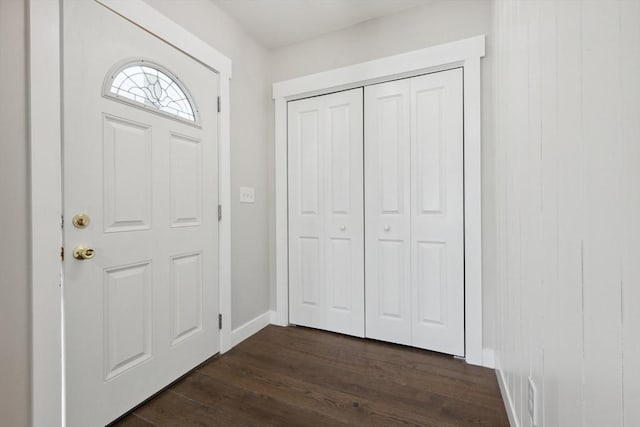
[[103, 60, 199, 124]]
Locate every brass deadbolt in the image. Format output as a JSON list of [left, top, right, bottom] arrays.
[[72, 213, 91, 229]]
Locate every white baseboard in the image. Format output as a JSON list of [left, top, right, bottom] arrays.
[[482, 348, 495, 369], [270, 308, 288, 326], [229, 310, 274, 348], [269, 310, 280, 325], [496, 368, 520, 427]]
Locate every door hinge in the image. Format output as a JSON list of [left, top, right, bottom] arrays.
[[218, 204, 222, 222], [60, 247, 64, 261], [217, 96, 221, 113], [218, 313, 222, 330], [61, 215, 64, 229]]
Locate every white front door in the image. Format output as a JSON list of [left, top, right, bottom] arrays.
[[365, 69, 464, 356], [63, 2, 219, 425], [288, 88, 365, 337]]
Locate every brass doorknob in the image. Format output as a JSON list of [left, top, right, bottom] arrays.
[[73, 246, 95, 260]]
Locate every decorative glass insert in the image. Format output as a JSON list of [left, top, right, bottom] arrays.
[[104, 61, 198, 124]]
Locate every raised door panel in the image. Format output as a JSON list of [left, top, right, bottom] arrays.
[[103, 115, 152, 232], [410, 69, 464, 356], [300, 237, 321, 306], [365, 80, 411, 346], [299, 110, 321, 215], [328, 105, 351, 214], [415, 242, 446, 325], [326, 238, 352, 311], [377, 240, 407, 319], [414, 88, 445, 214], [103, 262, 152, 380], [170, 133, 202, 227], [379, 96, 405, 214], [170, 253, 203, 345]]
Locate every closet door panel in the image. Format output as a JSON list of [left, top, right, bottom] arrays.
[[325, 89, 364, 337], [410, 69, 464, 356], [289, 98, 326, 328], [364, 80, 412, 345], [288, 88, 364, 337]]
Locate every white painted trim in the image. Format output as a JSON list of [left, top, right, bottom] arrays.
[[273, 97, 289, 327], [29, 1, 63, 426], [95, 0, 231, 76], [273, 35, 484, 99], [230, 311, 275, 348], [462, 56, 484, 366], [497, 368, 520, 427], [218, 77, 233, 353], [29, 1, 232, 425], [273, 35, 487, 366]]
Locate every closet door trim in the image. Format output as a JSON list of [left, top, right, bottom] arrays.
[[273, 35, 487, 367]]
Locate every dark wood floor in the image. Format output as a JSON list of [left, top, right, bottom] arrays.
[[112, 325, 508, 427]]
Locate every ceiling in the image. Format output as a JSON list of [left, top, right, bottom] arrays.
[[213, 0, 428, 49]]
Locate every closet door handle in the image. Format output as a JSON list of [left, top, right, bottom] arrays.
[[340, 225, 346, 231], [384, 225, 391, 232]]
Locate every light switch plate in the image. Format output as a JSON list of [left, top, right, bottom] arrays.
[[239, 187, 255, 204]]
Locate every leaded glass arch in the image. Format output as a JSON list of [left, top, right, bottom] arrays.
[[103, 60, 199, 124]]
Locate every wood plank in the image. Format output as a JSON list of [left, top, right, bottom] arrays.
[[209, 334, 505, 425], [244, 326, 501, 401], [113, 326, 508, 426], [109, 413, 155, 427], [131, 390, 263, 427], [176, 369, 352, 427], [249, 326, 498, 388]]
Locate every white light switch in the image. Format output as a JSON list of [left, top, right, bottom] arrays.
[[239, 187, 255, 204]]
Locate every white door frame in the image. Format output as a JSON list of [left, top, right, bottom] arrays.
[[272, 35, 487, 367], [28, 1, 232, 425]]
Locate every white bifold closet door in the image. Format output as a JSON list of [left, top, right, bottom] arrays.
[[288, 88, 365, 337], [365, 69, 464, 356]]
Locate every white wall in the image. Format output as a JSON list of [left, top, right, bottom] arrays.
[[269, 0, 496, 349], [271, 0, 491, 81], [492, 1, 640, 426], [143, 0, 273, 329], [0, 0, 31, 426]]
